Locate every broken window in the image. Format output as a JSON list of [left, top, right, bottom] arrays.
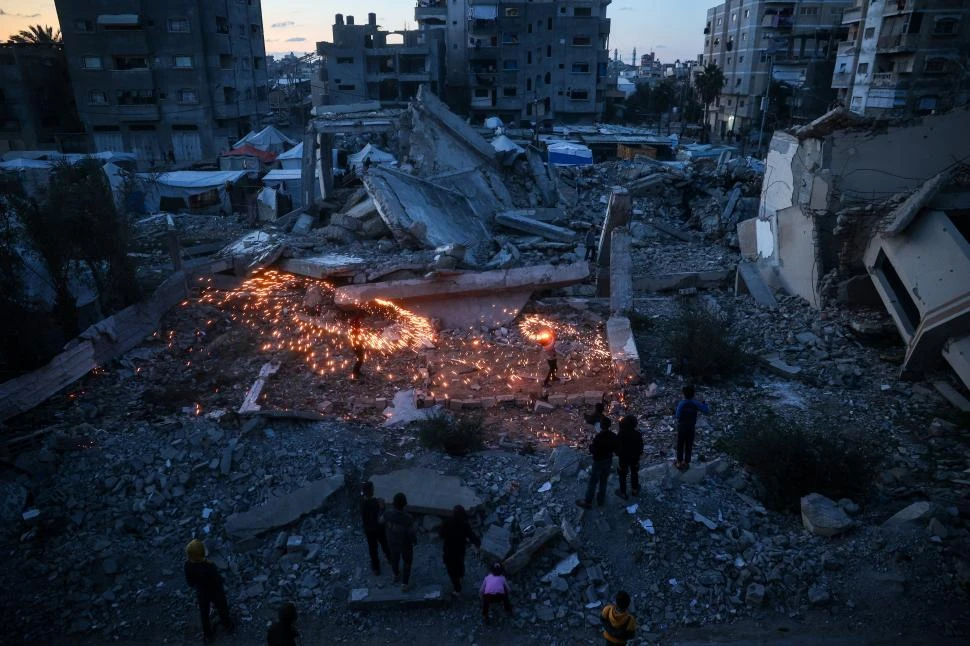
[[934, 18, 960, 35], [174, 55, 193, 68], [503, 59, 518, 71], [223, 86, 237, 103], [503, 87, 517, 97], [857, 62, 869, 74], [219, 54, 233, 69], [864, 27, 875, 39], [572, 35, 592, 46], [114, 56, 149, 70], [81, 56, 102, 69], [571, 62, 590, 74], [569, 90, 589, 100], [116, 89, 156, 105], [168, 18, 190, 33], [336, 56, 354, 64], [505, 8, 519, 17], [923, 57, 946, 73], [216, 16, 229, 34], [574, 7, 592, 17]]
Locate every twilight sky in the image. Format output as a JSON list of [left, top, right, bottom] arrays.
[[1, 0, 710, 63]]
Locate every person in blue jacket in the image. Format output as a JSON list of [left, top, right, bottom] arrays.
[[674, 385, 710, 470]]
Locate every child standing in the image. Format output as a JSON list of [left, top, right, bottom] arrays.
[[614, 415, 644, 499], [383, 492, 417, 591], [184, 539, 234, 644], [674, 385, 711, 470], [480, 562, 513, 622], [601, 590, 637, 645]]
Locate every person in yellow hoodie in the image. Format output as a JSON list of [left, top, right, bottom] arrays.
[[601, 590, 637, 645]]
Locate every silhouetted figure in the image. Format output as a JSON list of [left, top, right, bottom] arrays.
[[439, 505, 481, 596], [266, 602, 299, 646], [184, 539, 234, 644]]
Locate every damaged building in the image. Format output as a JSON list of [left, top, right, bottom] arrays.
[[741, 106, 970, 391]]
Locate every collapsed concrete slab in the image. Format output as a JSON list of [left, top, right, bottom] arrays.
[[278, 255, 367, 280], [333, 262, 589, 330], [224, 473, 344, 539], [634, 269, 735, 293], [736, 263, 779, 309], [369, 468, 482, 516], [362, 167, 491, 264], [606, 317, 642, 386], [480, 524, 513, 562], [348, 585, 447, 610], [503, 525, 561, 575], [495, 211, 577, 242]]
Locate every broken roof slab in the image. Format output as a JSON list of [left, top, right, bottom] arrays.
[[333, 262, 590, 330], [369, 467, 482, 516], [278, 255, 367, 280], [362, 167, 491, 262]]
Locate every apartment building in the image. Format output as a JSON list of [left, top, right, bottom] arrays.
[[701, 0, 851, 139], [0, 44, 84, 154], [317, 13, 442, 107], [415, 0, 612, 125], [832, 0, 970, 116], [54, 0, 270, 165]]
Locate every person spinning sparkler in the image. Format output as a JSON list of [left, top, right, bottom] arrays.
[[538, 328, 559, 387], [349, 315, 366, 382]]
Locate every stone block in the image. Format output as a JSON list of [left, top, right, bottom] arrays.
[[801, 493, 853, 537], [225, 474, 344, 539], [480, 524, 512, 562], [370, 468, 482, 516], [883, 501, 935, 527], [348, 585, 447, 610], [503, 525, 561, 575], [548, 394, 567, 406]]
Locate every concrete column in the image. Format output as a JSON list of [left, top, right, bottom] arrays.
[[300, 132, 316, 209], [319, 133, 335, 199], [609, 227, 632, 316], [596, 186, 632, 296]]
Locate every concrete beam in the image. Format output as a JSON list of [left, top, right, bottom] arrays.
[[503, 525, 560, 575], [942, 335, 970, 394], [596, 187, 632, 297], [333, 262, 589, 329], [495, 211, 577, 242], [278, 255, 367, 279], [609, 228, 633, 316], [309, 118, 397, 135], [634, 269, 734, 293], [735, 263, 779, 309], [348, 585, 446, 610], [606, 316, 642, 386], [300, 132, 316, 210]]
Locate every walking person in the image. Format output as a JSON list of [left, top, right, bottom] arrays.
[[266, 602, 299, 646], [383, 492, 417, 591], [614, 415, 644, 499], [184, 539, 235, 644], [584, 226, 598, 262], [674, 385, 711, 470], [480, 562, 514, 622], [439, 505, 481, 597], [349, 315, 366, 382], [601, 590, 637, 645], [360, 481, 391, 576], [576, 416, 617, 509]]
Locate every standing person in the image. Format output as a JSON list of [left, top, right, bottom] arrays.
[[584, 402, 605, 431], [383, 492, 417, 591], [266, 602, 299, 646], [601, 590, 637, 645], [584, 226, 598, 262], [615, 415, 644, 499], [674, 385, 711, 470], [439, 505, 481, 597], [360, 481, 391, 576], [480, 562, 513, 622], [576, 416, 617, 509], [539, 329, 559, 387], [349, 316, 366, 382], [184, 539, 235, 644]]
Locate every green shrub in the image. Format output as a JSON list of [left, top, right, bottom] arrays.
[[662, 302, 744, 381], [716, 407, 884, 511], [416, 411, 484, 456]]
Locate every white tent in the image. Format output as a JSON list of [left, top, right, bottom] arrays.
[[277, 142, 303, 170], [138, 170, 247, 214], [262, 168, 320, 209], [233, 125, 297, 153], [348, 143, 396, 172]]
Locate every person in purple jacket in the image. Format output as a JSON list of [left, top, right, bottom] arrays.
[[480, 562, 513, 622], [674, 385, 710, 470]]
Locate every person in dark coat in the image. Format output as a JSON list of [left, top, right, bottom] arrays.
[[184, 539, 234, 643], [576, 416, 617, 509], [614, 415, 644, 499], [383, 492, 417, 591], [360, 481, 392, 576], [438, 504, 481, 597], [266, 602, 299, 646], [674, 385, 711, 470]]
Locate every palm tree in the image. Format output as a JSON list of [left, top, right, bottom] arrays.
[[695, 63, 725, 143], [7, 25, 62, 45]]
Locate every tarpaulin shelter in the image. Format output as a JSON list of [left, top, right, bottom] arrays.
[[277, 142, 303, 170], [233, 125, 296, 154], [546, 141, 593, 166], [138, 170, 248, 214], [262, 168, 319, 210], [347, 143, 396, 173], [219, 144, 278, 176]]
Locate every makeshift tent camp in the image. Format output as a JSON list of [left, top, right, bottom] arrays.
[[348, 144, 396, 173], [277, 142, 303, 170], [233, 126, 296, 153], [0, 158, 53, 197], [262, 168, 320, 210], [138, 170, 247, 214], [547, 141, 593, 166], [219, 144, 278, 176]]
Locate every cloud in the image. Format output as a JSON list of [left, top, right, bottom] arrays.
[[0, 9, 41, 18], [618, 6, 634, 10], [654, 45, 668, 49], [285, 37, 306, 42], [272, 21, 295, 28]]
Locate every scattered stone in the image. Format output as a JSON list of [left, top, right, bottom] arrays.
[[481, 524, 513, 562], [693, 511, 718, 530], [928, 517, 949, 539], [801, 493, 854, 537], [883, 501, 935, 527], [348, 585, 447, 610], [808, 584, 831, 606], [503, 526, 560, 575], [838, 498, 860, 515], [745, 582, 765, 607], [551, 446, 581, 477]]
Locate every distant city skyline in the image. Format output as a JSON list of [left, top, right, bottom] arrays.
[[0, 0, 710, 63]]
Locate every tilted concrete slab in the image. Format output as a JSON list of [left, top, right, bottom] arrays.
[[736, 263, 779, 309], [224, 474, 344, 539], [363, 167, 491, 263], [348, 585, 447, 610], [606, 316, 642, 386], [279, 255, 367, 279], [496, 211, 577, 242], [333, 262, 589, 330], [503, 525, 561, 575], [369, 468, 482, 516]]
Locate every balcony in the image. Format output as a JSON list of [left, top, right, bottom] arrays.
[[414, 0, 446, 20], [832, 71, 852, 88], [871, 72, 910, 89], [837, 41, 857, 57], [117, 104, 159, 121], [842, 6, 863, 25], [877, 33, 919, 53]]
